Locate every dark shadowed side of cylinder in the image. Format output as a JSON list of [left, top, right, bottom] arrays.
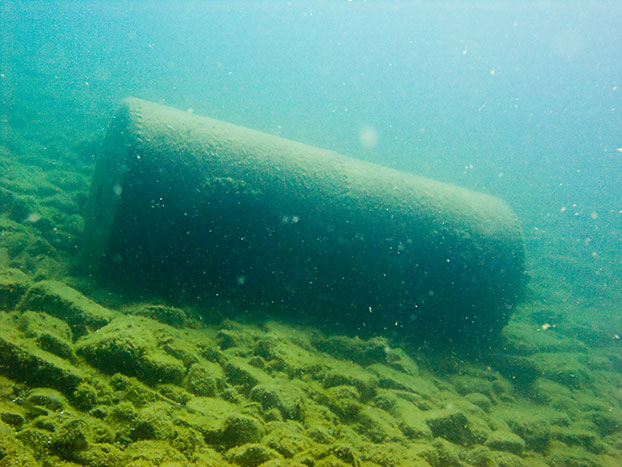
[[84, 98, 526, 345]]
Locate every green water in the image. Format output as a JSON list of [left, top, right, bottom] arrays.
[[0, 2, 620, 466]]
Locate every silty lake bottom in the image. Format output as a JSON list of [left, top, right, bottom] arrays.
[[1, 2, 621, 466]]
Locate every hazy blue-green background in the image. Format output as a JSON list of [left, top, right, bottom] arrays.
[[2, 1, 621, 313]]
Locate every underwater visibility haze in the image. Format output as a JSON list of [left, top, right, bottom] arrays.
[[0, 1, 621, 466]]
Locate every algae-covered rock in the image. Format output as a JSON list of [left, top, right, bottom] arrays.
[[254, 333, 323, 378], [368, 362, 436, 402], [545, 442, 603, 467], [486, 353, 540, 389], [551, 423, 599, 449], [322, 442, 362, 466], [464, 392, 492, 411], [222, 413, 265, 448], [135, 304, 187, 328], [0, 267, 30, 310], [383, 347, 422, 376], [494, 407, 555, 452], [156, 383, 193, 405], [124, 439, 187, 464], [312, 334, 392, 366], [528, 352, 593, 389], [4, 423, 45, 466], [19, 280, 114, 335], [26, 388, 67, 412], [192, 446, 233, 465], [322, 361, 378, 401], [485, 430, 525, 455], [263, 421, 316, 458], [161, 337, 201, 368], [109, 374, 162, 407], [357, 406, 405, 443], [184, 361, 225, 397], [466, 445, 529, 467], [249, 381, 305, 421], [322, 385, 363, 421], [18, 310, 76, 361], [591, 409, 622, 436], [223, 354, 272, 391], [529, 376, 579, 407], [71, 442, 127, 467], [449, 374, 497, 398], [217, 327, 261, 351], [71, 381, 100, 411], [1, 411, 25, 429], [77, 316, 186, 385], [354, 441, 432, 466], [226, 443, 282, 466], [104, 400, 139, 439], [169, 424, 205, 459], [183, 396, 264, 448], [131, 402, 176, 441], [427, 438, 463, 466], [51, 418, 91, 458], [425, 408, 488, 446], [391, 397, 433, 440], [0, 324, 85, 395], [503, 321, 589, 355], [16, 430, 52, 459]]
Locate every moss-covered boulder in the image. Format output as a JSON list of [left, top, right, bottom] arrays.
[[0, 267, 30, 310], [135, 304, 187, 328], [249, 380, 305, 421], [322, 361, 378, 401], [0, 321, 85, 395], [222, 354, 272, 391], [322, 385, 363, 421], [183, 396, 264, 448], [391, 396, 433, 440], [528, 352, 593, 389], [485, 430, 525, 455], [545, 442, 604, 467], [70, 442, 127, 467], [424, 408, 488, 446], [19, 280, 114, 336], [17, 427, 55, 454], [503, 322, 589, 355], [123, 439, 187, 464], [254, 333, 323, 378], [130, 402, 177, 441], [312, 334, 393, 366], [0, 421, 40, 466], [494, 407, 556, 452], [26, 388, 68, 412], [18, 310, 76, 361], [551, 423, 599, 449], [226, 442, 282, 466], [464, 392, 493, 411], [466, 445, 528, 467], [183, 361, 225, 397], [222, 413, 265, 448], [368, 362, 436, 402], [357, 406, 405, 443], [263, 421, 316, 459], [76, 316, 186, 385]]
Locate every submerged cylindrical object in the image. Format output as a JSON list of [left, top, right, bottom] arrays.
[[85, 98, 525, 344]]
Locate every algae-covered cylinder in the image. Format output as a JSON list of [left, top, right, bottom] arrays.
[[85, 98, 525, 345]]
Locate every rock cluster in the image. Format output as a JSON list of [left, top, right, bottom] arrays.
[[0, 276, 620, 466]]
